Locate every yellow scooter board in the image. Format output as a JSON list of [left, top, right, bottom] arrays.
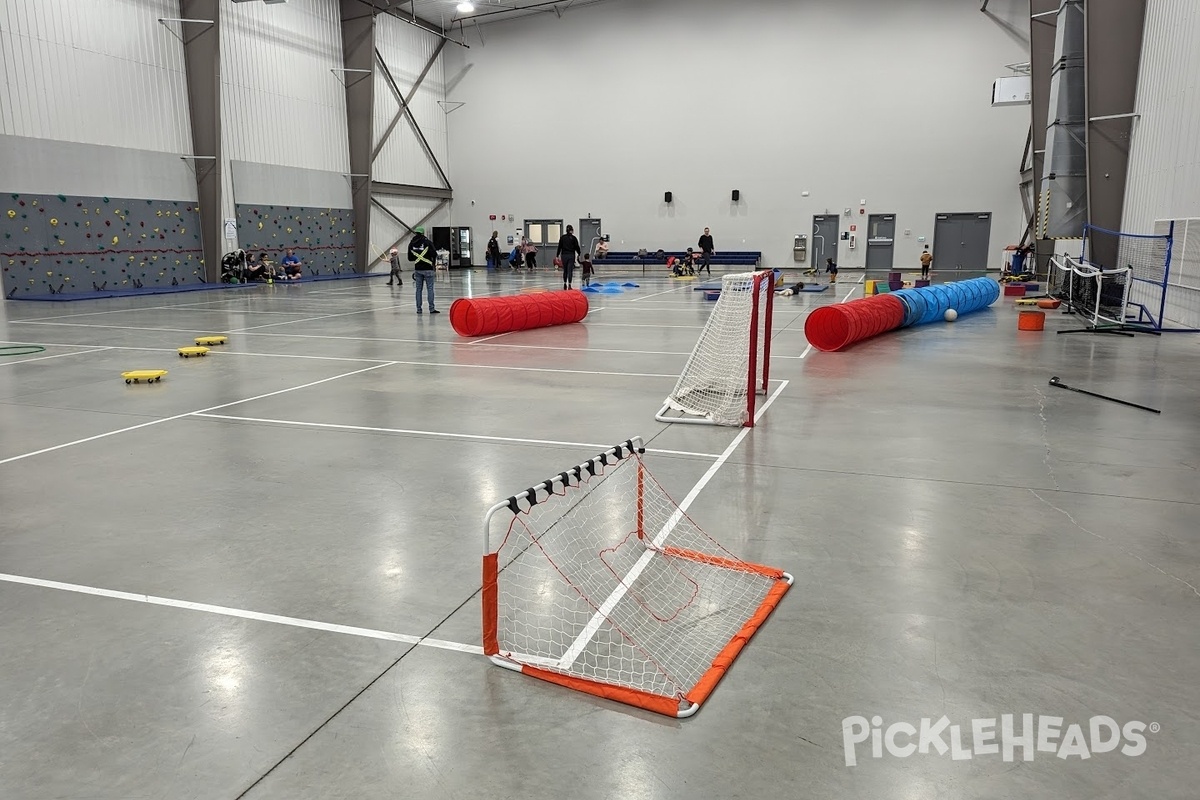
[[123, 369, 167, 384], [1014, 298, 1040, 306], [195, 335, 227, 346], [178, 346, 209, 358]]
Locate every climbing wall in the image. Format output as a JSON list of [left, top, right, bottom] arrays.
[[1, 193, 204, 299], [235, 205, 355, 275]]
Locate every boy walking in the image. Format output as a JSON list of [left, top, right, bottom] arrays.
[[387, 247, 403, 286]]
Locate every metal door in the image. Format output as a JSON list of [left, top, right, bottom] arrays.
[[865, 214, 896, 271], [579, 218, 602, 256], [811, 215, 840, 268], [933, 212, 993, 270]]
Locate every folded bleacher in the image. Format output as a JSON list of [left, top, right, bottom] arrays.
[[597, 250, 762, 267]]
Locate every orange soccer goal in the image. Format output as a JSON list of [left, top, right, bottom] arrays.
[[482, 437, 792, 718]]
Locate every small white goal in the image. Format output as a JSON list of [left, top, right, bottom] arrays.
[[656, 270, 773, 427], [482, 437, 792, 718]]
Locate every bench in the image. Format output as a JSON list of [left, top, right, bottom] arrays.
[[598, 250, 762, 268]]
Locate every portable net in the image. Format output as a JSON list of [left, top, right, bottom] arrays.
[[657, 270, 772, 427], [481, 439, 791, 718], [1079, 223, 1172, 329], [1049, 254, 1131, 327]]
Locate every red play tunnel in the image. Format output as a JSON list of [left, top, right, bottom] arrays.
[[450, 290, 589, 337], [804, 294, 906, 352]]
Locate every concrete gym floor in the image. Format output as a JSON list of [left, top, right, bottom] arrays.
[[0, 269, 1197, 800]]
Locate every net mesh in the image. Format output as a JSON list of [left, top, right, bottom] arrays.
[[488, 448, 786, 709], [1049, 254, 1130, 326], [661, 271, 769, 426], [1080, 224, 1172, 328]]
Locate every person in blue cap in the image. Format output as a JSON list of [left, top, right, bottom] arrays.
[[408, 226, 438, 314]]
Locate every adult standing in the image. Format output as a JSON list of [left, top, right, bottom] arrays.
[[697, 226, 715, 276], [487, 230, 502, 271], [556, 224, 583, 290], [408, 226, 438, 314], [920, 245, 932, 280]]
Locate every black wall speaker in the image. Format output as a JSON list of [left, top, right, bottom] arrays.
[[664, 191, 673, 203], [732, 189, 740, 202]]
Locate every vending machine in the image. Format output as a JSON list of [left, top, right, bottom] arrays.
[[432, 227, 473, 268]]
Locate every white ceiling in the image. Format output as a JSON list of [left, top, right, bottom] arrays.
[[387, 0, 614, 29]]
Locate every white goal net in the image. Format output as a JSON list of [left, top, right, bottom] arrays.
[[657, 270, 773, 427], [482, 438, 792, 718]]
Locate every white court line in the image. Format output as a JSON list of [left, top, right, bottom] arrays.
[[0, 346, 112, 366], [0, 572, 483, 654], [243, 331, 691, 357], [586, 304, 712, 311], [10, 322, 683, 359], [468, 332, 512, 344], [477, 343, 689, 356], [225, 303, 407, 333], [585, 322, 704, 329], [558, 379, 790, 670], [382, 360, 679, 379], [12, 321, 209, 335], [630, 285, 694, 302], [0, 362, 394, 467], [192, 414, 722, 458], [112, 345, 390, 364]]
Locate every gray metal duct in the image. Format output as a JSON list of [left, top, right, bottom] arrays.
[[1041, 0, 1088, 238]]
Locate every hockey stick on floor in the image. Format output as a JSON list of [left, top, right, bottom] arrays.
[[1048, 377, 1161, 414]]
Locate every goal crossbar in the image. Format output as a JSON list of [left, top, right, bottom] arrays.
[[481, 437, 792, 718]]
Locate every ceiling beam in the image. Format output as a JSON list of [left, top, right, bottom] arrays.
[[372, 181, 453, 200]]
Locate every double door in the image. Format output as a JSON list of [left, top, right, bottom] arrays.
[[932, 213, 993, 271]]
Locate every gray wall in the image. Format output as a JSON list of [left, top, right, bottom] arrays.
[[0, 135, 197, 202], [445, 0, 1031, 269], [231, 161, 353, 209]]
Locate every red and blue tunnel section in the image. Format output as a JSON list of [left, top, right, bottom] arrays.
[[450, 290, 589, 337], [804, 277, 1000, 352]]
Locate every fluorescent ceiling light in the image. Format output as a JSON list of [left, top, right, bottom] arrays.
[[457, 2, 475, 11]]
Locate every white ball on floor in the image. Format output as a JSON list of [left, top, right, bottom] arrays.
[[944, 309, 958, 322]]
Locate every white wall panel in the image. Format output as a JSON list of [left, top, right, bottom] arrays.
[[368, 196, 449, 270], [219, 0, 350, 222], [444, 0, 1031, 268], [1122, 0, 1200, 326], [373, 15, 449, 188], [0, 0, 191, 155]]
